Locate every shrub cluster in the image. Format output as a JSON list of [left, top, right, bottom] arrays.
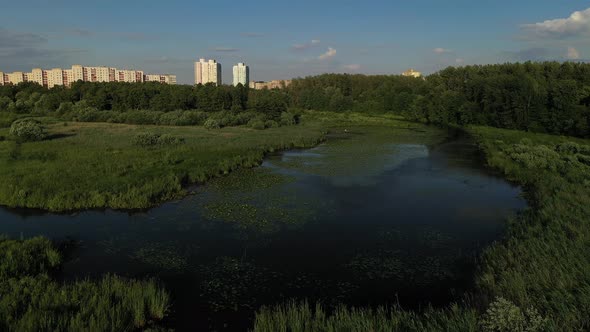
[[133, 132, 185, 147], [9, 119, 47, 142]]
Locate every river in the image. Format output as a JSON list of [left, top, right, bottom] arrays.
[[0, 126, 526, 331]]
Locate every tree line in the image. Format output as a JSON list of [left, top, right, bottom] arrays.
[[287, 62, 590, 137], [1, 61, 589, 137]]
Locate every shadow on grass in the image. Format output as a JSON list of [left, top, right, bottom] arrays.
[[45, 133, 77, 141]]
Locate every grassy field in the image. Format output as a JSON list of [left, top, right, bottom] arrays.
[[0, 119, 328, 211]]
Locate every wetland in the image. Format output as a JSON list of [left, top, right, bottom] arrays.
[[0, 124, 526, 330]]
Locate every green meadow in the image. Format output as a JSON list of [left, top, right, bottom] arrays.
[[0, 118, 326, 211]]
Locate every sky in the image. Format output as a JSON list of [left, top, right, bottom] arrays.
[[1, 0, 590, 84]]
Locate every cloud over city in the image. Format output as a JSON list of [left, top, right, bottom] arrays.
[[567, 46, 581, 60], [212, 47, 240, 52], [292, 39, 321, 51], [318, 47, 337, 60], [433, 47, 452, 54], [343, 64, 361, 71], [522, 7, 590, 38]]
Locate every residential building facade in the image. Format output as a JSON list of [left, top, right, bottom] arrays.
[[194, 59, 221, 85], [232, 63, 249, 86], [145, 74, 177, 85], [402, 69, 422, 78], [0, 65, 176, 88], [249, 80, 292, 90]]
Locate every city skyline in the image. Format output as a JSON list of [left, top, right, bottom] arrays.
[[0, 64, 176, 87], [0, 1, 589, 85]]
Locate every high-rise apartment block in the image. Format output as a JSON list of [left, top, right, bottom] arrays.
[[402, 69, 422, 78], [232, 63, 249, 86], [194, 59, 221, 85], [249, 80, 292, 90], [0, 65, 176, 88], [145, 74, 177, 85]]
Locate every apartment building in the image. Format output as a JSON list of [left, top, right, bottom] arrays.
[[194, 59, 221, 85], [402, 69, 422, 78], [232, 63, 249, 86], [0, 65, 176, 87], [145, 74, 177, 85], [249, 80, 292, 90]]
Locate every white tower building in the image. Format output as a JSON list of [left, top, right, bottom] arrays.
[[232, 63, 249, 87], [195, 58, 222, 85]]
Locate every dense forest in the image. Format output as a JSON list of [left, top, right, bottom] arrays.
[[1, 61, 589, 137], [287, 62, 590, 137]]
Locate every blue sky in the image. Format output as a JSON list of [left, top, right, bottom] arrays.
[[1, 0, 589, 84]]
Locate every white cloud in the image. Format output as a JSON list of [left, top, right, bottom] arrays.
[[567, 46, 581, 59], [343, 64, 360, 71], [522, 8, 590, 38], [212, 47, 239, 52], [292, 40, 321, 51], [318, 47, 337, 60], [433, 47, 451, 54], [455, 58, 464, 64]]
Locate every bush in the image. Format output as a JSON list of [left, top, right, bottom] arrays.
[[157, 134, 184, 146], [480, 297, 547, 332], [133, 132, 184, 147], [248, 119, 266, 130], [280, 112, 296, 126], [9, 119, 47, 142], [133, 132, 161, 147], [204, 118, 221, 129], [265, 120, 279, 129]]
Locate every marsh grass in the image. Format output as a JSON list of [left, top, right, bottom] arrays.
[[468, 126, 590, 330], [0, 119, 326, 211], [0, 236, 171, 331], [252, 301, 479, 332]]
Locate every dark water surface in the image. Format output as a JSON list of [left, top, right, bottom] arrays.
[[0, 128, 526, 331]]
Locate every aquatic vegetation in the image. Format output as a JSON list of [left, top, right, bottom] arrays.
[[199, 257, 278, 312], [252, 301, 479, 332], [271, 123, 444, 185], [197, 167, 316, 233], [132, 243, 191, 271], [346, 253, 405, 281], [0, 236, 171, 331]]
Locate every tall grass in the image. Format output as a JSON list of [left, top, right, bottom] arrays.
[[0, 119, 327, 211], [0, 236, 171, 331], [253, 301, 478, 332]]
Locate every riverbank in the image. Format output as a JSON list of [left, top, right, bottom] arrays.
[[252, 126, 590, 331], [0, 112, 436, 212]]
